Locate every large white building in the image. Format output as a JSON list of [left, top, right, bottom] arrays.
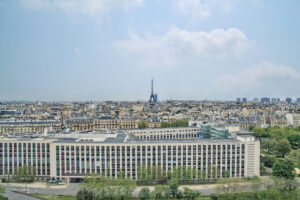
[[286, 113, 300, 127], [0, 127, 260, 182]]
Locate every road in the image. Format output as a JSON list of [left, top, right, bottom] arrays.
[[3, 183, 216, 198], [4, 188, 40, 200], [3, 183, 80, 197]]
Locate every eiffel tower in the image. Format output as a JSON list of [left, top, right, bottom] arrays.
[[149, 79, 155, 104]]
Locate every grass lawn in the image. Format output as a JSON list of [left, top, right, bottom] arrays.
[[30, 193, 76, 200]]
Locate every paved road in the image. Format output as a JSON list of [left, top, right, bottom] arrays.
[[3, 183, 216, 197], [5, 189, 40, 200], [4, 183, 80, 196]]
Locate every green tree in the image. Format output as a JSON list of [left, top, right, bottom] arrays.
[[276, 139, 292, 158], [183, 187, 201, 200], [96, 175, 108, 199], [151, 185, 163, 199], [137, 165, 148, 181], [192, 168, 197, 179], [272, 158, 296, 179], [177, 191, 183, 199], [151, 166, 156, 180], [163, 187, 172, 199], [161, 120, 188, 128], [252, 127, 269, 142], [168, 178, 179, 198], [106, 186, 117, 200], [186, 167, 192, 180], [173, 166, 183, 180], [260, 163, 268, 176], [292, 149, 300, 168], [14, 165, 36, 183], [76, 188, 93, 200], [270, 128, 285, 139], [287, 131, 300, 149], [261, 139, 277, 153], [222, 170, 230, 178], [200, 169, 207, 179], [261, 155, 276, 168], [138, 188, 150, 200], [138, 120, 147, 129], [117, 170, 125, 179], [84, 174, 98, 198], [119, 178, 137, 199]]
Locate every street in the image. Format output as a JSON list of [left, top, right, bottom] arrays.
[[3, 182, 217, 198]]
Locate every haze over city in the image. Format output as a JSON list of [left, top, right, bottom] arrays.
[[1, 0, 300, 101]]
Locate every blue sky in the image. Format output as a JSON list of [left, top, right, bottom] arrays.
[[0, 0, 300, 101]]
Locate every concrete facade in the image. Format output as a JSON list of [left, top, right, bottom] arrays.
[[0, 128, 260, 181]]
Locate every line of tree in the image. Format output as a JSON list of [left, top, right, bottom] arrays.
[[137, 165, 230, 182], [77, 172, 136, 200], [161, 120, 189, 128], [214, 175, 299, 199], [251, 126, 300, 150], [138, 178, 201, 200], [13, 165, 36, 183]]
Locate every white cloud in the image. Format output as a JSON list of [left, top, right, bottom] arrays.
[[74, 47, 80, 56], [215, 62, 300, 97], [112, 27, 253, 67], [20, 0, 143, 19], [173, 0, 249, 20]]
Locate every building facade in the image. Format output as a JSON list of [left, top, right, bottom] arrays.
[[67, 117, 139, 132], [0, 120, 61, 135], [0, 128, 260, 182]]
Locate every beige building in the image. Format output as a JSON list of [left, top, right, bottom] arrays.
[[0, 120, 61, 135], [93, 117, 139, 130], [66, 117, 139, 132], [0, 128, 260, 181], [286, 113, 300, 127]]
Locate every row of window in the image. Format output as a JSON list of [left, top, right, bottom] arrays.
[[55, 144, 245, 179], [0, 142, 51, 176], [130, 128, 198, 134]]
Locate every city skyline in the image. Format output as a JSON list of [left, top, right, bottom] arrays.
[[1, 0, 300, 101]]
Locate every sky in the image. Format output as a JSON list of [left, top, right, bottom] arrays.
[[0, 0, 300, 101]]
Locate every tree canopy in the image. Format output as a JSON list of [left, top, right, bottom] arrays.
[[276, 139, 292, 158], [272, 158, 296, 179], [139, 188, 150, 200]]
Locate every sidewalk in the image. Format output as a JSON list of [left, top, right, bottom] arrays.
[[0, 181, 68, 189]]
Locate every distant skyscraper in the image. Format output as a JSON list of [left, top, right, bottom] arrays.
[[242, 98, 247, 103], [261, 97, 270, 103], [236, 98, 241, 103], [253, 98, 259, 102], [297, 98, 300, 103], [286, 97, 292, 103], [154, 94, 158, 103], [271, 98, 280, 103]]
